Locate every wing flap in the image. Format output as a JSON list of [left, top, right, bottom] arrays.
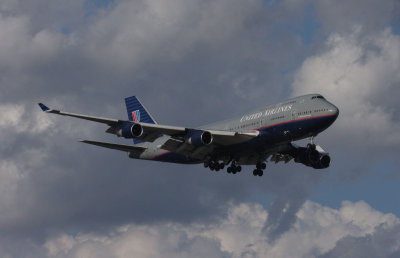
[[161, 138, 185, 152], [80, 140, 146, 152], [160, 138, 212, 159], [210, 130, 259, 145], [161, 139, 196, 154]]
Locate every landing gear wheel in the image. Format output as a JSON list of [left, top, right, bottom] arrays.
[[227, 167, 232, 173], [209, 161, 217, 171], [253, 169, 258, 176], [257, 162, 266, 170], [219, 163, 225, 170], [253, 169, 263, 176], [261, 163, 266, 170]]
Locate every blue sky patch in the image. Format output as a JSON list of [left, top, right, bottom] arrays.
[[391, 19, 400, 35], [311, 158, 400, 216]]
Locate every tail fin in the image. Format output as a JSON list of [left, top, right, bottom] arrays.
[[124, 96, 157, 144]]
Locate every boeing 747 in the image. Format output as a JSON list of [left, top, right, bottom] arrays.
[[38, 94, 339, 176]]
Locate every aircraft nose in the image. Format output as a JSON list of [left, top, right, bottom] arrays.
[[329, 104, 339, 118]]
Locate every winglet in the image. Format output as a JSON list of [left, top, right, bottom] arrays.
[[38, 103, 50, 112]]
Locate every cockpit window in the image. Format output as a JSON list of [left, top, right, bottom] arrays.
[[311, 96, 325, 100]]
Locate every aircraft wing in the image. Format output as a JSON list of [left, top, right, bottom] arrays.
[[80, 140, 146, 152], [159, 129, 259, 159], [38, 102, 260, 157], [38, 103, 119, 125], [135, 122, 259, 144], [207, 129, 259, 145], [142, 124, 260, 159]]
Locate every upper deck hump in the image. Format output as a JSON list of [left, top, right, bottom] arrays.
[[198, 94, 327, 130]]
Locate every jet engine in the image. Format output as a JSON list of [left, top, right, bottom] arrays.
[[130, 123, 143, 137], [313, 154, 331, 169], [186, 130, 213, 146], [294, 147, 331, 169], [119, 123, 144, 138]]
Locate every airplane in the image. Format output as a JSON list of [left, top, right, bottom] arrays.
[[38, 94, 339, 176]]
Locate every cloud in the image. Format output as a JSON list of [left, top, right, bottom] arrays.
[[314, 0, 398, 35], [263, 184, 309, 242], [291, 27, 400, 149], [320, 224, 400, 258], [0, 103, 54, 134], [9, 200, 390, 258], [0, 13, 65, 70], [83, 0, 264, 73]]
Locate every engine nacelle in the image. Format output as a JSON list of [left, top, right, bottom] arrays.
[[186, 130, 213, 146], [130, 123, 143, 137], [119, 123, 144, 138], [294, 147, 331, 169], [294, 147, 318, 165], [313, 154, 331, 169]]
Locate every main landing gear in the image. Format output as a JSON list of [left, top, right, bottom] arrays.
[[227, 161, 241, 174], [204, 158, 267, 177], [204, 158, 241, 174], [253, 162, 266, 177], [204, 160, 224, 171]]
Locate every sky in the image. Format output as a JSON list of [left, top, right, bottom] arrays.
[[0, 0, 400, 257]]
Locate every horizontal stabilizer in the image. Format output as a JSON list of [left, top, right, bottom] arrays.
[[80, 140, 146, 152]]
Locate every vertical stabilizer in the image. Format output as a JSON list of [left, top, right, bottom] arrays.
[[125, 96, 158, 144]]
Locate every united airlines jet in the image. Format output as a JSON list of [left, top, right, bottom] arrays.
[[38, 94, 339, 176]]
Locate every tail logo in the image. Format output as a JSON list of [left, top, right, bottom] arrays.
[[132, 110, 141, 122]]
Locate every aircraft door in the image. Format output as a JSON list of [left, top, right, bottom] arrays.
[[291, 109, 298, 120]]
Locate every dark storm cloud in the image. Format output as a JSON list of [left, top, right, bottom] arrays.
[[1, 0, 400, 257]]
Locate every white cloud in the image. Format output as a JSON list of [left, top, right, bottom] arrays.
[[0, 149, 49, 225], [0, 13, 66, 70], [83, 0, 263, 72], [39, 200, 400, 258], [0, 103, 54, 134], [0, 104, 24, 128], [291, 27, 400, 148]]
